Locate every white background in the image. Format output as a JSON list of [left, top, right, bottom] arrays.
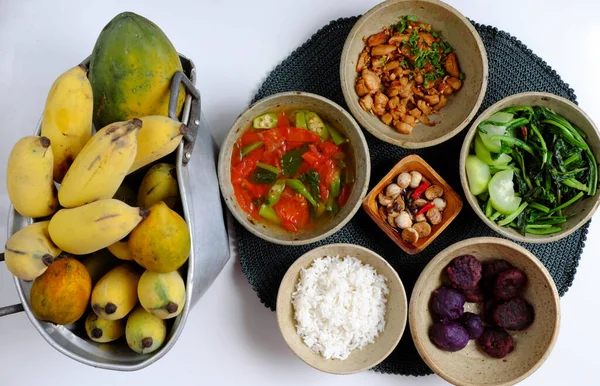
[[1, 0, 599, 385]]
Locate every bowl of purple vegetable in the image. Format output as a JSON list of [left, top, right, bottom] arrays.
[[409, 237, 560, 386], [460, 92, 600, 243]]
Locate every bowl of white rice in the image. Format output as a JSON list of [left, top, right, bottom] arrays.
[[276, 243, 407, 374]]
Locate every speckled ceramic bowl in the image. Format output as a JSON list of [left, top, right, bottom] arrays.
[[459, 92, 600, 243], [340, 0, 488, 148], [217, 92, 370, 245], [410, 237, 560, 386], [277, 243, 407, 374]]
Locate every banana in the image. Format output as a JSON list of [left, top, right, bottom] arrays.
[[6, 136, 58, 218], [40, 65, 93, 182], [91, 263, 141, 320], [107, 238, 134, 261], [137, 163, 179, 209], [48, 199, 147, 255], [85, 311, 125, 343], [4, 221, 62, 281], [58, 119, 141, 208], [126, 305, 167, 354], [128, 116, 187, 174]]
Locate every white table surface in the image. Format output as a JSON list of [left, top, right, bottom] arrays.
[[1, 0, 599, 384]]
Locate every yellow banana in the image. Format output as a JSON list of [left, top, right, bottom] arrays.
[[128, 116, 187, 174], [58, 119, 141, 208], [91, 263, 141, 320], [4, 221, 62, 281], [40, 65, 93, 182], [6, 136, 58, 218], [48, 199, 147, 255], [107, 238, 134, 261], [137, 163, 179, 209], [85, 311, 125, 343]]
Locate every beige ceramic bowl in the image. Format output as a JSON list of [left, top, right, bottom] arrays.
[[340, 0, 488, 148], [276, 243, 407, 374], [218, 92, 370, 245], [460, 92, 600, 243], [410, 237, 560, 386]]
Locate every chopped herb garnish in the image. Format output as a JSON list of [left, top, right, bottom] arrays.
[[392, 20, 407, 33], [404, 15, 418, 22], [432, 31, 439, 38], [380, 57, 387, 66], [459, 72, 466, 80]]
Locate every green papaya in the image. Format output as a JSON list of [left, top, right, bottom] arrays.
[[89, 12, 185, 128]]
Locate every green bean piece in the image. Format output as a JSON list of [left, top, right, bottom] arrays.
[[326, 124, 347, 146], [266, 180, 286, 205], [241, 141, 264, 157], [259, 204, 281, 224], [256, 162, 280, 175], [285, 179, 318, 207]]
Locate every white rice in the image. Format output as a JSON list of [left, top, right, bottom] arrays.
[[291, 255, 389, 360]]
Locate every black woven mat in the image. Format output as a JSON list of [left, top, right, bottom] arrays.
[[236, 17, 587, 376]]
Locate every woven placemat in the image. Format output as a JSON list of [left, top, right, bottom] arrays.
[[236, 17, 587, 376]]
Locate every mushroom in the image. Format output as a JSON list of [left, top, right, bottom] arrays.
[[433, 197, 447, 211], [395, 211, 412, 229], [387, 214, 397, 227], [388, 195, 405, 215], [378, 192, 393, 207], [396, 172, 411, 189], [385, 183, 402, 199], [413, 199, 429, 208], [401, 228, 419, 244], [409, 171, 422, 188], [425, 185, 444, 200], [415, 213, 427, 222], [426, 207, 442, 225], [413, 222, 432, 237]]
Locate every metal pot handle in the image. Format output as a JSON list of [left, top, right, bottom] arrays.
[[168, 70, 201, 164], [0, 253, 25, 317]]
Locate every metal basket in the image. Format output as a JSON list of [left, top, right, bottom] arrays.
[[0, 54, 230, 371]]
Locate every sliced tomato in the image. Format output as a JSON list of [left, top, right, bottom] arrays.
[[301, 151, 321, 167], [233, 183, 257, 217], [273, 188, 309, 232], [319, 141, 340, 157], [319, 159, 337, 186], [276, 111, 290, 128], [286, 128, 320, 143], [296, 161, 312, 177], [241, 179, 270, 199], [231, 148, 263, 183], [319, 180, 329, 202], [240, 130, 261, 147]]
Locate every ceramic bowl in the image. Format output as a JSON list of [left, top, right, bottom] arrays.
[[276, 243, 407, 374], [459, 92, 600, 243], [340, 0, 488, 148], [363, 154, 462, 254], [410, 237, 560, 386], [218, 92, 370, 245]]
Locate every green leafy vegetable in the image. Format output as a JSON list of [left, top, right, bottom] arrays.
[[250, 169, 277, 185], [300, 170, 321, 203], [281, 147, 306, 177]]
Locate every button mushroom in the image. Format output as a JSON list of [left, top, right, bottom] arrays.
[[385, 183, 402, 199], [395, 211, 412, 229], [413, 222, 432, 237], [433, 197, 447, 211], [377, 192, 393, 207], [425, 185, 444, 200], [413, 198, 429, 208], [409, 171, 422, 188], [396, 172, 411, 189], [415, 213, 427, 222], [426, 207, 442, 225], [402, 228, 419, 244]]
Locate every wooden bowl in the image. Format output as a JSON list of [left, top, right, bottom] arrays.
[[340, 0, 488, 148], [363, 154, 463, 254], [410, 237, 560, 386], [459, 92, 600, 243], [276, 244, 407, 374], [217, 91, 370, 245]]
